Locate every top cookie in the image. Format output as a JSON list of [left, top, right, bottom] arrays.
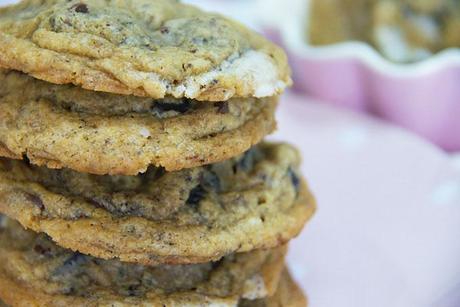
[[0, 0, 291, 101]]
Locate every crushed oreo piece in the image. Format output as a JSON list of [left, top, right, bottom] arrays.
[[202, 170, 221, 192], [237, 148, 256, 172], [288, 167, 300, 194], [53, 252, 87, 277], [91, 196, 142, 217], [151, 100, 192, 117], [214, 101, 229, 114], [73, 3, 89, 13], [186, 185, 206, 208], [63, 253, 87, 267], [34, 244, 52, 256], [126, 284, 142, 297]]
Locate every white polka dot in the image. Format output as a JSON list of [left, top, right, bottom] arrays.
[[338, 126, 370, 151], [431, 180, 460, 205]]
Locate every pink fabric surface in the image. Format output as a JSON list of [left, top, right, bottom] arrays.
[[287, 48, 460, 152], [274, 93, 460, 307], [1, 1, 459, 306]]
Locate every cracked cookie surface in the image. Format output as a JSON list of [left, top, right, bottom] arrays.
[[0, 215, 289, 307], [0, 0, 291, 101], [0, 70, 276, 175], [0, 143, 316, 265]]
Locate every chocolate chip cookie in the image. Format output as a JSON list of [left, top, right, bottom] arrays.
[[0, 70, 277, 175], [0, 215, 292, 307], [0, 143, 316, 265], [0, 0, 291, 101]]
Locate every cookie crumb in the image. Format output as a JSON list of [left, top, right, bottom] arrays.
[[73, 3, 89, 13]]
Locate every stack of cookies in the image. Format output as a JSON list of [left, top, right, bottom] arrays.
[[0, 0, 316, 306]]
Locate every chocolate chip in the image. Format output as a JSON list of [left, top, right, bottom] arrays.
[[237, 149, 255, 172], [202, 170, 221, 192], [182, 63, 193, 71], [49, 16, 56, 29], [160, 26, 169, 34], [24, 192, 45, 212], [126, 284, 141, 297], [186, 185, 206, 208], [91, 196, 141, 217], [53, 253, 87, 277], [151, 100, 192, 116], [192, 37, 209, 45], [0, 158, 13, 172], [73, 3, 88, 13], [63, 253, 87, 267], [214, 101, 229, 114], [34, 244, 51, 256], [288, 167, 300, 194]]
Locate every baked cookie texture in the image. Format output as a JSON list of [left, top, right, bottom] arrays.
[[0, 0, 291, 101], [0, 143, 316, 265], [0, 215, 297, 307], [0, 70, 277, 175]]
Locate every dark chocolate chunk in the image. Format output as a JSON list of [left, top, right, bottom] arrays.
[[288, 167, 300, 194], [237, 148, 255, 172], [186, 185, 206, 208], [73, 3, 88, 13], [24, 192, 45, 212], [202, 170, 221, 192], [63, 253, 87, 267], [126, 284, 141, 297], [214, 101, 229, 114], [53, 252, 87, 277], [151, 100, 192, 116], [91, 196, 141, 217], [33, 244, 52, 256]]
